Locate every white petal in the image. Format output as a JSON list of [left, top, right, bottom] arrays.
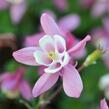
[[39, 35, 55, 52], [33, 49, 52, 66], [44, 62, 62, 74]]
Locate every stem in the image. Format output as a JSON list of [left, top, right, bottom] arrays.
[[19, 99, 33, 109]]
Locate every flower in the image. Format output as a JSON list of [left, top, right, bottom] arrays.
[[0, 0, 27, 24], [0, 67, 32, 100], [79, 0, 95, 8], [13, 13, 91, 98], [24, 11, 85, 59], [99, 74, 109, 100], [92, 17, 109, 68], [100, 98, 109, 109], [91, 0, 109, 17], [53, 0, 68, 11]]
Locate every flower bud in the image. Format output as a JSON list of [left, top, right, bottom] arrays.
[[83, 49, 103, 67]]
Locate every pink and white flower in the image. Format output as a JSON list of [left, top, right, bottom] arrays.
[[0, 67, 32, 100], [13, 13, 91, 98], [100, 99, 109, 109], [0, 0, 27, 24]]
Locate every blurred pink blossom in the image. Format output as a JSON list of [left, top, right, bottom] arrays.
[[92, 17, 109, 67], [0, 0, 27, 24], [53, 0, 68, 11], [91, 0, 109, 17], [13, 13, 91, 98], [79, 0, 95, 8], [100, 99, 109, 109], [0, 67, 32, 100]]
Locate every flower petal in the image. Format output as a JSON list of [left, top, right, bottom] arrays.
[[62, 64, 83, 98], [68, 35, 91, 56], [100, 99, 109, 109], [0, 73, 11, 82], [10, 0, 26, 24], [58, 14, 80, 31], [32, 73, 59, 97], [41, 13, 61, 36], [61, 52, 70, 66], [39, 35, 55, 52], [0, 0, 9, 10], [19, 80, 32, 100], [54, 34, 66, 54], [24, 33, 44, 47], [53, 0, 68, 11], [33, 48, 52, 66], [13, 47, 39, 66], [44, 62, 62, 74], [91, 2, 106, 17]]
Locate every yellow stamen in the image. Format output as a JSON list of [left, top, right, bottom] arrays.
[[48, 51, 57, 60]]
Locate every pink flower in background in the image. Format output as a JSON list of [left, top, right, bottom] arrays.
[[79, 0, 95, 8], [91, 0, 109, 17], [0, 67, 32, 100], [13, 13, 91, 98], [53, 0, 68, 11], [0, 0, 27, 24], [92, 17, 109, 67], [100, 99, 109, 109]]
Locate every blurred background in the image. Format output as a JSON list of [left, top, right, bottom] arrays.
[[0, 0, 109, 109]]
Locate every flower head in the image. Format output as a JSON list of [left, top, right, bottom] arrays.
[[0, 0, 27, 24], [13, 13, 91, 98], [0, 67, 32, 100]]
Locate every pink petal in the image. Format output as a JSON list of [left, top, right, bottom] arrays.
[[38, 66, 45, 76], [58, 14, 80, 31], [91, 2, 106, 17], [62, 64, 83, 98], [68, 35, 91, 56], [53, 0, 68, 11], [0, 73, 11, 82], [10, 0, 26, 24], [41, 13, 61, 36], [0, 0, 9, 10], [24, 33, 44, 47], [103, 17, 109, 34], [100, 99, 109, 109], [13, 47, 39, 66], [1, 75, 18, 91], [19, 80, 32, 100], [32, 73, 59, 97]]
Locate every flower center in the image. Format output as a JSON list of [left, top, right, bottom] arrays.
[[48, 51, 57, 60], [6, 0, 22, 5]]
